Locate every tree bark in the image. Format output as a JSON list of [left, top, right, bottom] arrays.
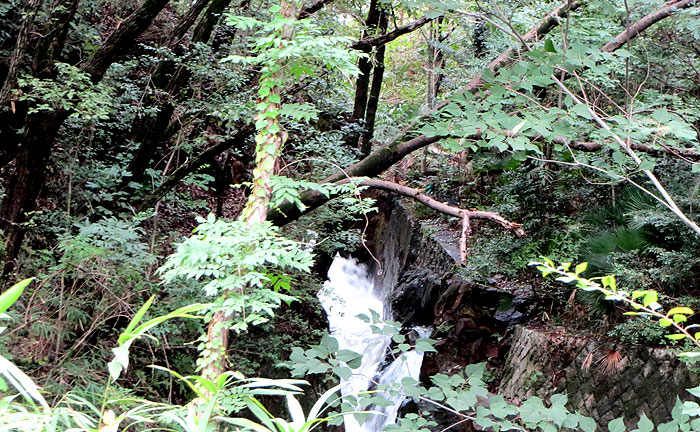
[[297, 0, 336, 19], [360, 10, 388, 156], [168, 0, 211, 47], [126, 0, 226, 187], [425, 17, 446, 108], [350, 17, 433, 50], [32, 0, 79, 78], [0, 0, 43, 107], [268, 133, 444, 225], [0, 110, 70, 275], [351, 0, 382, 123], [191, 0, 235, 44], [82, 0, 172, 83], [601, 0, 698, 52]]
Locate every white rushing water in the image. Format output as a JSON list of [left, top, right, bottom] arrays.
[[318, 255, 430, 432]]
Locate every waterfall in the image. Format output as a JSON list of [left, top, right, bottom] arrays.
[[318, 255, 430, 432]]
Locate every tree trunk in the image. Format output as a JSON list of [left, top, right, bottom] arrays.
[[200, 0, 297, 383], [0, 110, 69, 275], [360, 10, 388, 156], [82, 0, 172, 83], [1, 0, 172, 273], [346, 0, 382, 150], [351, 0, 381, 122], [32, 0, 79, 78], [0, 0, 42, 107], [425, 17, 445, 108]]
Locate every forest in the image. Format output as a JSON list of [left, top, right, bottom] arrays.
[[1, 0, 700, 430]]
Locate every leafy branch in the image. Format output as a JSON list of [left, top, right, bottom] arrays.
[[531, 258, 700, 356]]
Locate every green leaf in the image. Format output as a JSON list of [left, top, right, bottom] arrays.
[[642, 291, 658, 308], [608, 417, 626, 432], [636, 413, 654, 432], [578, 414, 597, 432], [415, 338, 437, 353], [120, 295, 155, 345], [667, 334, 687, 341], [544, 39, 557, 53], [575, 262, 588, 275], [668, 307, 694, 316], [659, 318, 674, 327], [0, 278, 33, 316], [687, 385, 700, 398]]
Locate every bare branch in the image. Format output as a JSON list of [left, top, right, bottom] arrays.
[[297, 0, 336, 19], [350, 17, 433, 50], [601, 0, 699, 52], [550, 73, 700, 236], [337, 178, 526, 238]]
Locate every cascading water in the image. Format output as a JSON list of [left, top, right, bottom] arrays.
[[318, 255, 430, 432]]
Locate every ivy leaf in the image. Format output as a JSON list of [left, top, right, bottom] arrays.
[[578, 414, 597, 432], [608, 417, 626, 432], [635, 413, 654, 432]]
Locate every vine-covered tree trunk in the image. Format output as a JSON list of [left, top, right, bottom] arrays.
[[201, 0, 297, 383]]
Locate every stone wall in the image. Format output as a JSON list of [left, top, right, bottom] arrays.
[[500, 326, 700, 426]]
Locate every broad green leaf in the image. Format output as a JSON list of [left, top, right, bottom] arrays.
[[120, 295, 155, 345], [668, 307, 694, 316], [0, 278, 33, 316]]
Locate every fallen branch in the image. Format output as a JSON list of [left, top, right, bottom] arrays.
[[569, 141, 700, 160], [550, 73, 700, 236], [337, 178, 526, 239]]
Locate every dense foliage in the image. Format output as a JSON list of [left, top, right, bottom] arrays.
[[1, 0, 700, 429]]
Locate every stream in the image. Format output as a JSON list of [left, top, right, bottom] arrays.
[[318, 255, 430, 432]]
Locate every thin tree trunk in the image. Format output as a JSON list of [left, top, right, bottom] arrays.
[[351, 0, 381, 124], [0, 0, 43, 107], [361, 10, 388, 156]]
